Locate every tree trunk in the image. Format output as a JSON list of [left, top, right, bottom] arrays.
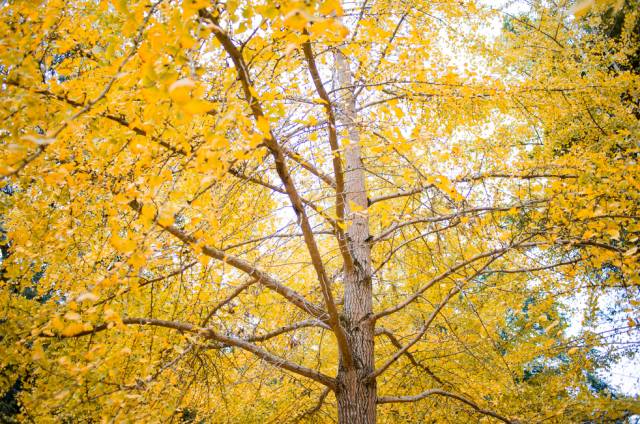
[[334, 49, 377, 424]]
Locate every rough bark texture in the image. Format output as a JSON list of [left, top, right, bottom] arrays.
[[334, 49, 377, 424]]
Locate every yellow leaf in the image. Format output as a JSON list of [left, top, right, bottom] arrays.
[[197, 254, 210, 267], [571, 0, 594, 18], [256, 116, 271, 136], [62, 322, 86, 337], [157, 210, 174, 227], [64, 312, 82, 321], [111, 235, 136, 253], [283, 10, 309, 31], [141, 203, 156, 221], [168, 78, 196, 104], [51, 316, 65, 332], [128, 252, 146, 268], [183, 99, 216, 115], [182, 0, 211, 16], [319, 0, 344, 16], [32, 344, 45, 361], [104, 309, 121, 324], [605, 228, 620, 240]]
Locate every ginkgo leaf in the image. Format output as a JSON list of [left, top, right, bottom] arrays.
[[141, 203, 156, 221], [61, 322, 86, 337], [76, 292, 99, 303], [1, 1, 638, 422], [157, 210, 174, 227], [256, 116, 271, 135], [624, 246, 638, 257], [283, 10, 308, 31], [110, 235, 136, 253], [63, 312, 82, 321], [168, 78, 196, 104], [183, 99, 216, 114]]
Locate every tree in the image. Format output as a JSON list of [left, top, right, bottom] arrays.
[[0, 0, 638, 422]]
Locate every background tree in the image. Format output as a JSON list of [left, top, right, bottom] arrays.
[[0, 0, 638, 422]]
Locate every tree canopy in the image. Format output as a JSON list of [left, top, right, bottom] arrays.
[[0, 0, 639, 422]]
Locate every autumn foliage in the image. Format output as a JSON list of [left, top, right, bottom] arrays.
[[0, 0, 639, 422]]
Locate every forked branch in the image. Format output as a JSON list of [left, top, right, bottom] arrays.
[[375, 327, 446, 386], [370, 257, 498, 380], [377, 389, 515, 424], [200, 9, 354, 368], [301, 35, 355, 273], [373, 246, 515, 320], [128, 200, 327, 321], [42, 316, 336, 389]]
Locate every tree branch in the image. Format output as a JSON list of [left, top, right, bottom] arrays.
[[368, 287, 459, 381], [200, 278, 257, 326], [222, 231, 334, 251], [377, 389, 516, 424], [96, 261, 198, 306], [370, 174, 574, 204], [203, 327, 336, 389], [373, 246, 515, 321], [246, 319, 330, 342], [2, 0, 159, 177], [281, 144, 336, 188], [372, 220, 461, 275], [227, 167, 339, 230], [128, 200, 328, 321], [370, 257, 497, 380], [295, 387, 332, 422], [200, 9, 353, 368], [43, 316, 336, 389], [375, 327, 446, 387], [301, 35, 355, 274], [373, 201, 546, 243]]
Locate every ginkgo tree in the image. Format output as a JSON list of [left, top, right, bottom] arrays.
[[0, 0, 639, 422]]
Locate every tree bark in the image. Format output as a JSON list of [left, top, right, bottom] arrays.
[[333, 48, 377, 424]]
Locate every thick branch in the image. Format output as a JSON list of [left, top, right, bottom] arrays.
[[44, 316, 336, 389], [301, 35, 354, 273], [201, 9, 353, 368], [204, 327, 336, 389], [128, 200, 327, 321]]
